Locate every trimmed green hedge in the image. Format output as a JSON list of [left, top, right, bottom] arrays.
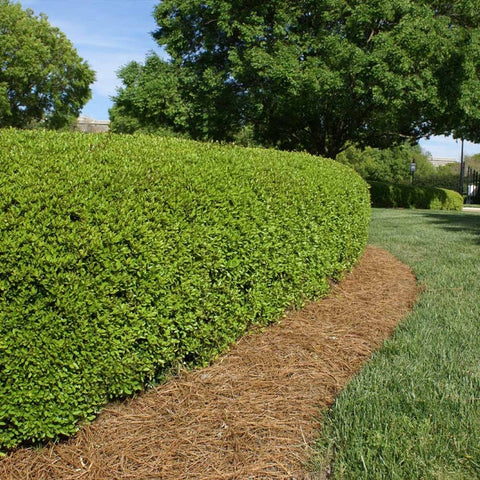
[[0, 130, 370, 450], [369, 181, 463, 211]]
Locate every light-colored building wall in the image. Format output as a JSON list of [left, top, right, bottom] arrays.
[[76, 116, 110, 133], [429, 157, 456, 168]]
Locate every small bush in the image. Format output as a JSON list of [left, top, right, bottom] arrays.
[[369, 181, 463, 211], [0, 130, 370, 450]]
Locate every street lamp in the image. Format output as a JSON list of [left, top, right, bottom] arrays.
[[410, 161, 416, 184]]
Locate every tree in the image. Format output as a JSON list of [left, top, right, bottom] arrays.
[[336, 143, 435, 184], [109, 53, 232, 138], [110, 52, 244, 141], [112, 0, 480, 158], [110, 55, 185, 134], [0, 0, 95, 129]]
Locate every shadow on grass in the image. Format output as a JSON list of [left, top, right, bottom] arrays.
[[420, 210, 480, 244]]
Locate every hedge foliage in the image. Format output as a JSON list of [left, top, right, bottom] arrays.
[[369, 181, 463, 211], [0, 130, 370, 450]]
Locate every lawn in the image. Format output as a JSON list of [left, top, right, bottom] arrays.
[[314, 208, 480, 479]]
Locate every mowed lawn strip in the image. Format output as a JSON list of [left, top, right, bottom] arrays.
[[313, 208, 480, 479]]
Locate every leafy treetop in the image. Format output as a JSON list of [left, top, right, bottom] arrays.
[[111, 0, 480, 158], [0, 0, 95, 129]]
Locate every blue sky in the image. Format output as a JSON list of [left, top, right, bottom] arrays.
[[18, 0, 480, 160]]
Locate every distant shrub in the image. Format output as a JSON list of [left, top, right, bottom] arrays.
[[369, 181, 463, 211], [0, 130, 370, 450]]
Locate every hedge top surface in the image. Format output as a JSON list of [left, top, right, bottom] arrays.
[[0, 130, 370, 450]]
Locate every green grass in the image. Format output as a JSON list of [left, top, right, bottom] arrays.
[[313, 208, 480, 479]]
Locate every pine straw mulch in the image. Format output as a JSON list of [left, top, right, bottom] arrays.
[[0, 245, 418, 480]]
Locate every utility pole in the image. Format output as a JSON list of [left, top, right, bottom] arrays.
[[459, 138, 465, 196]]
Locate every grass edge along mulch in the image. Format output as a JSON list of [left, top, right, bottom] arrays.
[[0, 245, 418, 480]]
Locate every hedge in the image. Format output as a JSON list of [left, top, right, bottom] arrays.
[[0, 130, 370, 450], [369, 181, 463, 211]]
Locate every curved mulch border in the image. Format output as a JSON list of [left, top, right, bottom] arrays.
[[0, 246, 418, 480]]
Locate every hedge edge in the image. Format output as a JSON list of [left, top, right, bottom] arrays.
[[0, 130, 370, 449]]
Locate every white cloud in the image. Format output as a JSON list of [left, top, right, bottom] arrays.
[[51, 16, 155, 53]]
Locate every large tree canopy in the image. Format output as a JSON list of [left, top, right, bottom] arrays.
[[111, 0, 480, 157], [0, 0, 95, 129]]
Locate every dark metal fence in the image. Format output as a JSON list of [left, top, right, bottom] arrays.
[[465, 166, 480, 203]]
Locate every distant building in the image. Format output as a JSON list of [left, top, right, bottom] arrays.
[[429, 157, 456, 168], [75, 116, 110, 133]]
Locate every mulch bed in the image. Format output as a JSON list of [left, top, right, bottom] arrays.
[[0, 245, 418, 479]]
